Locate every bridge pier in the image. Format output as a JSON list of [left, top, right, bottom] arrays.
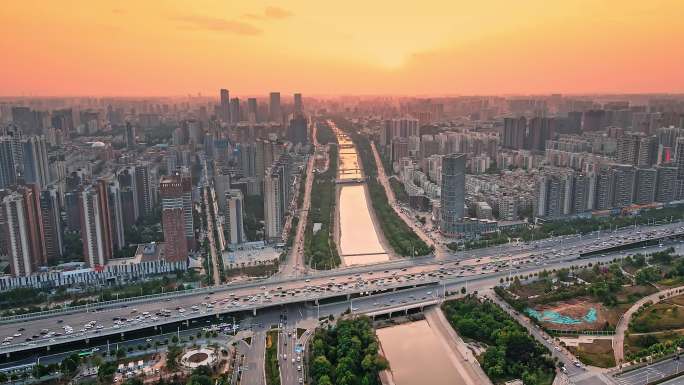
[[121, 332, 124, 339], [46, 345, 50, 351], [314, 299, 319, 305], [392, 287, 396, 292], [346, 294, 350, 300], [5, 353, 8, 358], [85, 338, 89, 344], [253, 308, 257, 316], [154, 325, 157, 331]]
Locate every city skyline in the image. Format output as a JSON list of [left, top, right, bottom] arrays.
[[2, 0, 684, 96]]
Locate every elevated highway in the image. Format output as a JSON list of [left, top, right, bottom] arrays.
[[0, 222, 681, 360]]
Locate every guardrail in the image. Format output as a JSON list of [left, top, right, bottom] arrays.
[[0, 239, 676, 357], [1, 224, 681, 324]]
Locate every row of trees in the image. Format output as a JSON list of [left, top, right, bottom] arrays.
[[1, 270, 200, 317], [388, 178, 408, 203], [333, 118, 432, 257], [309, 317, 388, 385], [442, 296, 555, 385], [316, 121, 337, 145], [451, 205, 684, 252], [304, 145, 341, 269]]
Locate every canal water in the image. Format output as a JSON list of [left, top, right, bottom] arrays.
[[334, 125, 389, 265], [376, 320, 466, 385]]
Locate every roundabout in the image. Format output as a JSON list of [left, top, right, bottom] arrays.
[[180, 347, 218, 369]]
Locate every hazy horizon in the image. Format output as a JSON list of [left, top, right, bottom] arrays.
[[2, 0, 684, 96]]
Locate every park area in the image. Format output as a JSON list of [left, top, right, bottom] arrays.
[[500, 248, 684, 332], [624, 291, 684, 361]]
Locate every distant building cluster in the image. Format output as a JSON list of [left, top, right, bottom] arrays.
[[371, 95, 684, 238], [0, 89, 309, 287]]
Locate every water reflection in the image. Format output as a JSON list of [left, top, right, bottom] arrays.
[[338, 185, 388, 264], [376, 321, 466, 385], [334, 126, 388, 265]]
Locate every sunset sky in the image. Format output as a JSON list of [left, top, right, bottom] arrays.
[[2, 0, 683, 96]]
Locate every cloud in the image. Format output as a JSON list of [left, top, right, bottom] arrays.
[[243, 6, 293, 21], [264, 6, 292, 19], [172, 15, 262, 36]]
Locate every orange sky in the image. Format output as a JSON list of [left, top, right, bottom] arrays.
[[1, 0, 683, 96]]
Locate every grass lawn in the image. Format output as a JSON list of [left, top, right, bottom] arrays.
[[630, 301, 684, 333], [568, 339, 616, 368], [624, 330, 684, 358]]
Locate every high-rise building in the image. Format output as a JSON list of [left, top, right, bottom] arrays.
[[135, 163, 155, 217], [105, 178, 126, 251], [214, 173, 231, 212], [287, 114, 308, 145], [383, 118, 420, 143], [263, 154, 293, 240], [572, 172, 595, 213], [535, 170, 573, 218], [269, 92, 282, 123], [439, 154, 466, 236], [656, 165, 678, 203], [161, 207, 187, 262], [637, 136, 657, 167], [502, 117, 526, 150], [391, 137, 409, 163], [594, 166, 613, 210], [0, 136, 17, 188], [676, 137, 684, 180], [263, 170, 283, 240], [583, 110, 607, 131], [617, 133, 657, 167], [294, 93, 303, 113], [611, 165, 635, 208], [160, 173, 194, 252], [225, 189, 246, 245], [78, 184, 113, 267], [39, 186, 63, 263], [239, 142, 257, 178], [125, 122, 136, 148], [11, 107, 37, 133], [230, 97, 241, 124], [247, 98, 258, 124], [634, 168, 657, 205], [21, 136, 50, 188], [220, 89, 230, 122], [0, 185, 46, 276], [526, 117, 553, 151]]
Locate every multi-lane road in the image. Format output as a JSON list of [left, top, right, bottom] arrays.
[[0, 222, 682, 363]]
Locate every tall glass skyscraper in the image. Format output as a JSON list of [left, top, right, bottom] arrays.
[[439, 153, 465, 236]]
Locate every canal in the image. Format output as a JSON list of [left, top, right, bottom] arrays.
[[376, 320, 466, 385], [333, 122, 389, 265]]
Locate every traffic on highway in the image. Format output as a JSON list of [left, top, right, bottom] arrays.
[[0, 222, 681, 358]]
